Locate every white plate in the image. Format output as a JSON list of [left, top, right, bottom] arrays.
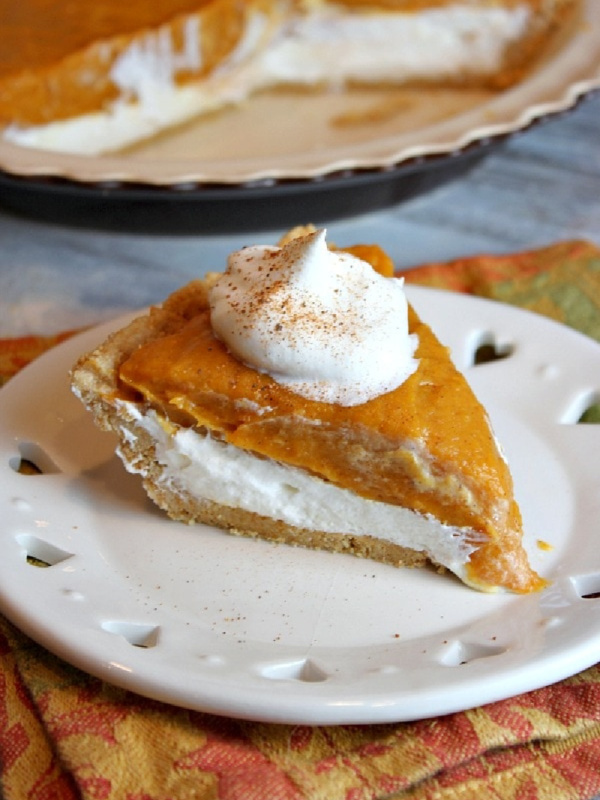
[[0, 287, 599, 725], [0, 0, 599, 186]]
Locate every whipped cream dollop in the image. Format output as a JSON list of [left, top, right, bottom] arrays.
[[208, 229, 418, 406]]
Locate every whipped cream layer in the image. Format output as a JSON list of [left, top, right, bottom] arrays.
[[208, 229, 418, 406], [120, 403, 481, 584], [4, 3, 531, 155], [253, 4, 531, 87]]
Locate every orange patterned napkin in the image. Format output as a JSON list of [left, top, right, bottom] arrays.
[[1, 240, 600, 800]]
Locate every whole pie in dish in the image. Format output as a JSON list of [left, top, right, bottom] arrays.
[[71, 227, 546, 593], [1, 0, 574, 154]]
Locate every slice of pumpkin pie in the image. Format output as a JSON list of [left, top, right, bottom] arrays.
[[71, 228, 545, 593]]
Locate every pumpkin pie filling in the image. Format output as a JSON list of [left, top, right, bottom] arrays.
[[82, 233, 546, 594], [0, 0, 276, 126]]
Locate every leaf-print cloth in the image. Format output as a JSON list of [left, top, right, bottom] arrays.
[[1, 240, 599, 800]]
